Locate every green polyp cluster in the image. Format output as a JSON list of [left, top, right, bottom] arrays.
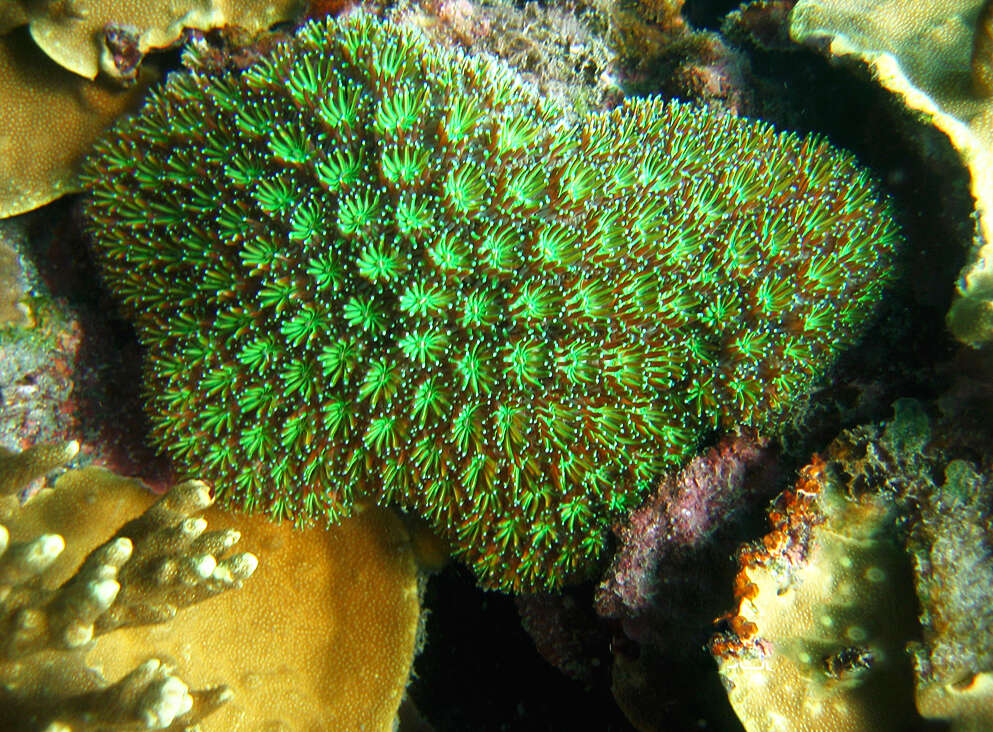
[[81, 14, 900, 591]]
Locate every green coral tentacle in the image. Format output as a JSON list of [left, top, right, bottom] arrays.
[[81, 14, 900, 591]]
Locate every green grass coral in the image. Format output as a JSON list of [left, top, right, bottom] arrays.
[[81, 14, 900, 591]]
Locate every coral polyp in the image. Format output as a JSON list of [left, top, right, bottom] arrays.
[[81, 14, 899, 590]]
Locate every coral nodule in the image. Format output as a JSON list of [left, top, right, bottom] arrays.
[[81, 14, 899, 591]]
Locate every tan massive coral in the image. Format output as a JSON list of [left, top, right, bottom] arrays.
[[712, 398, 993, 731], [0, 444, 423, 730], [0, 0, 303, 218], [0, 445, 250, 729], [788, 0, 993, 345], [6, 0, 303, 80], [0, 30, 150, 218], [710, 458, 922, 731]]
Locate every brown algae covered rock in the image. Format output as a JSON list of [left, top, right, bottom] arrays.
[[909, 459, 993, 730], [596, 430, 784, 731], [0, 221, 31, 328]]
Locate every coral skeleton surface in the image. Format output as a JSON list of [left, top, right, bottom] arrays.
[[82, 14, 899, 590]]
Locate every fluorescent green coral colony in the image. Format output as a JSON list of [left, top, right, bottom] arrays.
[[82, 14, 899, 590]]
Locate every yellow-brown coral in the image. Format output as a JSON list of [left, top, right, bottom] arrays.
[[971, 0, 993, 95], [915, 671, 993, 732], [0, 439, 79, 498], [0, 29, 149, 218], [712, 395, 993, 732], [0, 445, 423, 730], [87, 489, 424, 730], [6, 0, 303, 80], [1, 447, 250, 729], [789, 0, 993, 345], [0, 0, 304, 218], [710, 459, 922, 731]]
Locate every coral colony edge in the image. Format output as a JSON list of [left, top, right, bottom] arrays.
[[81, 13, 900, 591]]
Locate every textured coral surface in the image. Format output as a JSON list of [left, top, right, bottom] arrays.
[[83, 14, 899, 590], [713, 396, 993, 731], [0, 445, 249, 730], [711, 458, 922, 732], [0, 30, 149, 218], [88, 496, 423, 731], [0, 442, 421, 730], [789, 0, 993, 345], [6, 0, 302, 79]]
